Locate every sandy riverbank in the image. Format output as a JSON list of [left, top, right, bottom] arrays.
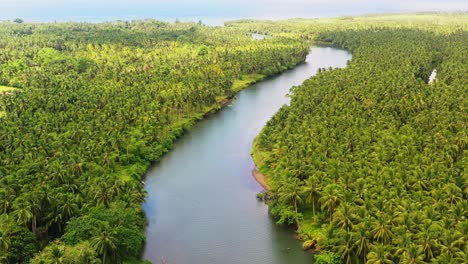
[[252, 167, 271, 191]]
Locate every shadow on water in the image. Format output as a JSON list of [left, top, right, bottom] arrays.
[[143, 46, 352, 264]]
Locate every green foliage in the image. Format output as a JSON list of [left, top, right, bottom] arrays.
[[251, 13, 467, 264], [37, 47, 62, 64], [255, 192, 267, 200], [297, 222, 322, 241], [196, 45, 208, 56], [0, 215, 38, 263], [231, 73, 265, 92], [268, 202, 303, 225], [31, 241, 100, 264], [0, 19, 308, 263], [0, 85, 18, 93], [1, 13, 466, 263], [315, 252, 341, 264], [302, 239, 315, 250], [63, 207, 146, 261]]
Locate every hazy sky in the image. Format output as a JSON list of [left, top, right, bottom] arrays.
[[0, 0, 467, 22]]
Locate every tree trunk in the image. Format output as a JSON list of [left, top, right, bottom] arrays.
[[32, 216, 36, 235], [312, 194, 315, 216]]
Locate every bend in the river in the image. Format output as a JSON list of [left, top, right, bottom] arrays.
[[143, 46, 352, 264]]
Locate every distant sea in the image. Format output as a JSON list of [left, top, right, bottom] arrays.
[[0, 1, 466, 25]]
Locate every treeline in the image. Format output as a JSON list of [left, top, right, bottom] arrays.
[[0, 21, 309, 263], [226, 13, 468, 41], [252, 17, 467, 263]]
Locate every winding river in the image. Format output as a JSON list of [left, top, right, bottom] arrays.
[[143, 46, 352, 264]]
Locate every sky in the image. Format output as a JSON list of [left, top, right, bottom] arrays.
[[0, 0, 467, 23]]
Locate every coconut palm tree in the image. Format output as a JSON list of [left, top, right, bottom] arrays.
[[12, 200, 33, 229], [337, 231, 356, 264], [399, 244, 425, 264], [371, 214, 394, 245], [333, 202, 355, 231], [49, 245, 64, 264], [367, 244, 394, 264], [0, 231, 10, 253], [91, 226, 117, 264], [277, 178, 304, 214], [319, 184, 341, 222], [353, 221, 372, 263]]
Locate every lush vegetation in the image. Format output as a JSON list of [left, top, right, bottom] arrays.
[[250, 14, 467, 263], [227, 12, 468, 39], [1, 13, 466, 264], [0, 20, 309, 263]]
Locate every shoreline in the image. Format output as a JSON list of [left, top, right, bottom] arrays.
[[252, 167, 271, 191], [140, 56, 308, 261]]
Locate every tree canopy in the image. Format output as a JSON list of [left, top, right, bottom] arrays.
[[0, 20, 308, 263], [251, 13, 467, 264]]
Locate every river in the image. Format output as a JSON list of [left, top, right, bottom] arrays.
[[143, 46, 352, 264]]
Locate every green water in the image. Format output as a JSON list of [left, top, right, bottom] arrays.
[[143, 46, 352, 264]]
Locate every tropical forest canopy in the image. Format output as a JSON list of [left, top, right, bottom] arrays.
[[0, 12, 466, 264], [0, 20, 308, 263], [248, 13, 467, 264]]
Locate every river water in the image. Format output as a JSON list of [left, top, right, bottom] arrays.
[[143, 46, 352, 264]]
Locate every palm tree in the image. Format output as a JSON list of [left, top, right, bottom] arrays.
[[91, 227, 117, 264], [59, 194, 79, 221], [367, 244, 394, 264], [399, 244, 425, 264], [50, 245, 64, 264], [415, 225, 438, 260], [353, 221, 372, 263], [439, 229, 464, 256], [454, 244, 468, 264], [277, 178, 304, 214], [0, 231, 10, 253], [337, 231, 355, 264], [333, 202, 355, 231], [28, 192, 43, 235], [371, 215, 394, 245], [12, 200, 33, 229], [431, 252, 457, 264], [301, 174, 319, 216], [93, 183, 113, 208], [319, 184, 341, 222], [0, 196, 12, 215]]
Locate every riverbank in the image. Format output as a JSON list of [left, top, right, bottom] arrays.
[[250, 138, 272, 191], [202, 74, 267, 117], [135, 57, 307, 257], [248, 45, 353, 257], [133, 58, 306, 184], [251, 136, 318, 251], [132, 55, 306, 185], [142, 46, 349, 263], [252, 168, 270, 190]]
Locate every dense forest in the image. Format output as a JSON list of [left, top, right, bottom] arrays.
[[250, 14, 467, 263], [0, 13, 466, 264], [0, 20, 309, 263]]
